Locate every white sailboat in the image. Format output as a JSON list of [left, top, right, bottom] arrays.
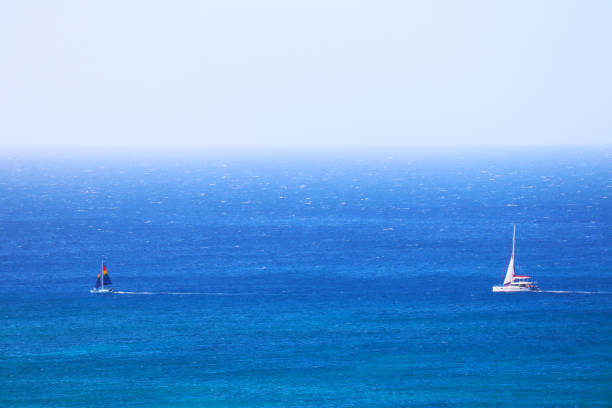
[[90, 262, 114, 294], [492, 225, 540, 292]]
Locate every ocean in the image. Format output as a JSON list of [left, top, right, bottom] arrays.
[[1, 147, 611, 407]]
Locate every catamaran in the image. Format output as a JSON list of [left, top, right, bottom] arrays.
[[90, 262, 114, 294], [492, 225, 540, 292]]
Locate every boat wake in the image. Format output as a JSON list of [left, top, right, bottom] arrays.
[[114, 291, 267, 296], [114, 290, 612, 296], [540, 290, 612, 295]]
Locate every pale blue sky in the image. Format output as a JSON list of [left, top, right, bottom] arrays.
[[1, 1, 610, 148]]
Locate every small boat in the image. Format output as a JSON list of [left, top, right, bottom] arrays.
[[492, 225, 540, 292], [90, 262, 114, 294]]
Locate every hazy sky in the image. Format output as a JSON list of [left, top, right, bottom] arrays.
[[1, 1, 610, 148]]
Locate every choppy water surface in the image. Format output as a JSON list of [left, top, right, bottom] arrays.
[[1, 148, 611, 407]]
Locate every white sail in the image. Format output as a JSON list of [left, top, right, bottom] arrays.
[[503, 255, 515, 285], [502, 224, 516, 285]]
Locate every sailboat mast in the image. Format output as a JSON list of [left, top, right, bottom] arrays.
[[101, 260, 104, 289], [512, 224, 516, 258]]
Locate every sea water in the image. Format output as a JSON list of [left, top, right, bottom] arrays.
[[1, 148, 611, 407]]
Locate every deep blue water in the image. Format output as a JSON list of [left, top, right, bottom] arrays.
[[1, 148, 611, 407]]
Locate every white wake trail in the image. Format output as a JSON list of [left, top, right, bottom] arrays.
[[114, 291, 266, 296], [541, 290, 612, 295]]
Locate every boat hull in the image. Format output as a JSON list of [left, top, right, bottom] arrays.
[[90, 288, 114, 294], [492, 285, 540, 293]]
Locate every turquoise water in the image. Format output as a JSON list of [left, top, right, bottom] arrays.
[[1, 148, 611, 407]]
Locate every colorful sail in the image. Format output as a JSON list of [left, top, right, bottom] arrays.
[[95, 272, 102, 288], [102, 263, 112, 285]]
